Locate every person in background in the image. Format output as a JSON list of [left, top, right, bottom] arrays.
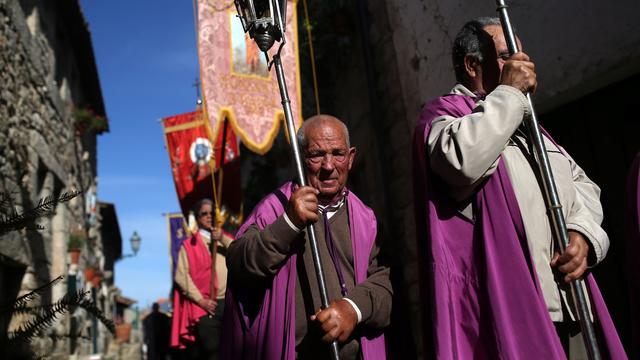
[[143, 302, 171, 360], [171, 199, 233, 359]]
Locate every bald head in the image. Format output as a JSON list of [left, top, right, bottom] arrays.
[[296, 114, 355, 204], [297, 115, 350, 150]]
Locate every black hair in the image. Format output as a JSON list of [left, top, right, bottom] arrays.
[[451, 17, 501, 83]]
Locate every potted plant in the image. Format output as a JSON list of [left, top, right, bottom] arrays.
[[73, 106, 108, 135], [67, 231, 85, 264], [115, 323, 132, 343]]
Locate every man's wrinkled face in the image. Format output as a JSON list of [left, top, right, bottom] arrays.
[[196, 202, 213, 230], [476, 24, 522, 94], [303, 121, 356, 204]]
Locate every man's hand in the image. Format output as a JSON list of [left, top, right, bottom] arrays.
[[500, 52, 537, 94], [551, 230, 590, 283], [310, 299, 358, 343], [211, 227, 222, 242], [286, 186, 319, 229], [197, 297, 217, 315]]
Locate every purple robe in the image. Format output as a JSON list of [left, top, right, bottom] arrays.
[[624, 153, 640, 357], [413, 93, 627, 359], [221, 182, 386, 360]]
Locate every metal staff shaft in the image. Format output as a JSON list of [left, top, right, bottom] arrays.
[[273, 54, 341, 360], [495, 1, 601, 359]]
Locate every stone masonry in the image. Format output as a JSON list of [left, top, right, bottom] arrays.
[[0, 0, 111, 358]]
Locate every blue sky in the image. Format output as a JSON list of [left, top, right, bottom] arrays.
[[80, 0, 201, 308]]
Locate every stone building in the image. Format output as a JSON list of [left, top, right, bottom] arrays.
[[0, 0, 121, 357], [261, 0, 639, 358]]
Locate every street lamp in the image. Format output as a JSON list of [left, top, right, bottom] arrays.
[[130, 231, 141, 256], [119, 231, 141, 260], [234, 0, 287, 53], [234, 2, 339, 359]]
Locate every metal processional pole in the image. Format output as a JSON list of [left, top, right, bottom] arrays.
[[234, 1, 340, 359], [494, 1, 601, 359]]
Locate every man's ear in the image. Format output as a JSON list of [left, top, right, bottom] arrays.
[[463, 54, 480, 79], [347, 147, 356, 171]]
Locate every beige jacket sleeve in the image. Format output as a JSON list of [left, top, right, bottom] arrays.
[[428, 85, 530, 201], [563, 150, 609, 264], [174, 246, 204, 302], [220, 233, 234, 249]]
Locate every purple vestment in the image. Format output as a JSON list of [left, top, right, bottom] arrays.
[[624, 153, 640, 357], [221, 182, 386, 360], [413, 93, 626, 359]]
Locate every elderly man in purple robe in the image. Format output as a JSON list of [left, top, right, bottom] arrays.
[[413, 17, 626, 359], [222, 115, 391, 360]]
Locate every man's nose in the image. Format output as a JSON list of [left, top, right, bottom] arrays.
[[321, 155, 335, 170]]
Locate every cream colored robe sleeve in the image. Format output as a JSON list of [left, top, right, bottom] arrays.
[[174, 246, 204, 303], [563, 150, 609, 264], [427, 85, 530, 201]]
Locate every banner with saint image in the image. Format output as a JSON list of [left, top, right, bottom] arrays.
[[196, 0, 302, 155]]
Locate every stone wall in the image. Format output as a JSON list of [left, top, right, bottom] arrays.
[[0, 0, 107, 357], [381, 0, 640, 124]]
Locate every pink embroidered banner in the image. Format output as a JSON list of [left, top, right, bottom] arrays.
[[197, 0, 302, 155]]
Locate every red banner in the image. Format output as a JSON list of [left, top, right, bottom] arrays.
[[162, 110, 241, 220]]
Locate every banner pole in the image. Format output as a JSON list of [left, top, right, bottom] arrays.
[[495, 2, 601, 358]]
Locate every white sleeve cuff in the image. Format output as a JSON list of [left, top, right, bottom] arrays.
[[566, 223, 606, 265], [283, 212, 302, 233], [343, 297, 362, 323]]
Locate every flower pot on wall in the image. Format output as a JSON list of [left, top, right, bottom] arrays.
[[84, 267, 96, 282], [68, 249, 81, 264], [91, 274, 102, 288], [115, 323, 132, 343], [68, 232, 86, 257]]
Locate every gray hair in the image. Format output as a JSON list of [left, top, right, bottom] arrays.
[[452, 17, 502, 83], [192, 198, 213, 215], [296, 115, 351, 150]]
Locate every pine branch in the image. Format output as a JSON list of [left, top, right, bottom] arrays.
[[25, 224, 45, 232], [6, 290, 85, 344], [0, 190, 82, 236], [0, 271, 116, 352], [10, 287, 117, 335], [78, 296, 116, 334], [4, 276, 64, 312], [0, 191, 14, 209], [8, 294, 84, 318]]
